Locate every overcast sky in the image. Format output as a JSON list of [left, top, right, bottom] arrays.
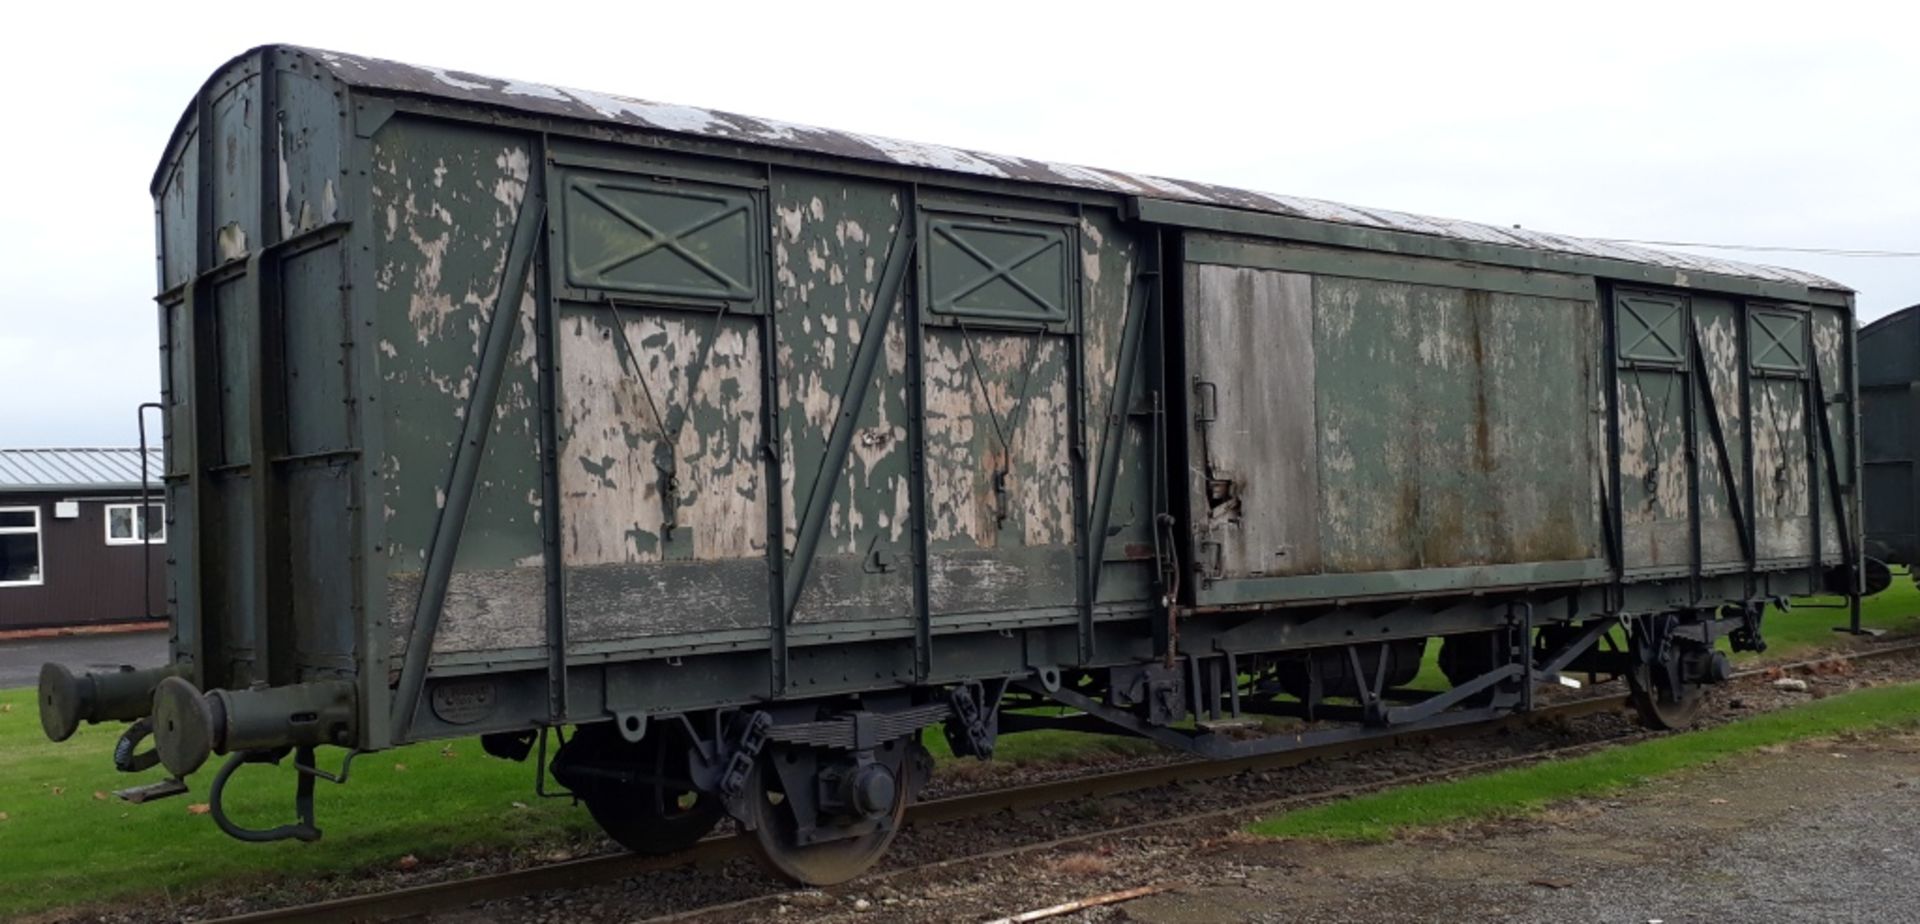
[[2, 1, 1913, 446]]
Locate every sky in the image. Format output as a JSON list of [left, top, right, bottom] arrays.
[[1, 0, 1914, 446]]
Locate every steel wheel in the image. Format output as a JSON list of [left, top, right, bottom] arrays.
[[582, 780, 722, 856], [568, 727, 723, 856], [744, 744, 920, 886], [1627, 660, 1705, 729]]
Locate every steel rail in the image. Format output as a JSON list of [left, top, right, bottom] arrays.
[[204, 639, 1920, 924]]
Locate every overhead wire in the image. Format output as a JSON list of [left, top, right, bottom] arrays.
[[1590, 239, 1920, 258]]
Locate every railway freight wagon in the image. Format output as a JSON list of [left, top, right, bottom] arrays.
[[39, 46, 1866, 883], [1863, 304, 1920, 585]]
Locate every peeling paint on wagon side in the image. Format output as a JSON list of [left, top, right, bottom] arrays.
[[772, 171, 917, 625], [1078, 210, 1157, 604], [922, 331, 1074, 547], [372, 118, 546, 660], [1694, 300, 1747, 564], [1184, 264, 1322, 579], [1751, 375, 1813, 561], [1812, 307, 1851, 559], [555, 309, 766, 565], [1618, 363, 1693, 568]]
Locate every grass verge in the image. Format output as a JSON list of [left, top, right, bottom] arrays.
[[1248, 678, 1920, 842], [0, 685, 594, 920]]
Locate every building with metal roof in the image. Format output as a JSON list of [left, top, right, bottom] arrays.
[[0, 448, 164, 493], [0, 449, 165, 630]]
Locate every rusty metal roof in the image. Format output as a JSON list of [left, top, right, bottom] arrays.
[[0, 449, 164, 493], [282, 46, 1841, 291]]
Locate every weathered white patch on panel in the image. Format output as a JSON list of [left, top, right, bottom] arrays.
[[847, 132, 1011, 178]]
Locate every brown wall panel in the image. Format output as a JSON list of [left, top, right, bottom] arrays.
[[0, 492, 167, 630]]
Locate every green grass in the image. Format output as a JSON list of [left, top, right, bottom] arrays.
[[0, 691, 596, 919], [1734, 568, 1920, 658], [1249, 678, 1920, 842]]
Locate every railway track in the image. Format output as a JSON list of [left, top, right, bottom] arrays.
[[204, 638, 1920, 924]]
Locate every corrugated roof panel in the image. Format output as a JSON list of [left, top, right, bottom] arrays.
[[0, 449, 164, 492], [283, 46, 1845, 292]]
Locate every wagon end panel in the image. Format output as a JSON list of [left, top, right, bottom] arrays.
[[1860, 307, 1920, 566], [1180, 234, 1607, 606], [153, 47, 359, 694]]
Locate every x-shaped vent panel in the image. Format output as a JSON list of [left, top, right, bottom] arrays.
[[927, 218, 1069, 323], [1749, 310, 1807, 372], [1616, 292, 1685, 366], [562, 173, 757, 301]]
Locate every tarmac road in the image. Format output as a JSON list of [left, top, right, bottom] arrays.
[[0, 629, 169, 689]]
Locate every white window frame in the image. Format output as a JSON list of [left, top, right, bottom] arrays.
[[104, 502, 166, 546], [0, 505, 44, 587]]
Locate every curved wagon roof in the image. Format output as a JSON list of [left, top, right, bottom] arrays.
[[1860, 302, 1920, 389], [172, 45, 1847, 293], [1862, 302, 1920, 336]]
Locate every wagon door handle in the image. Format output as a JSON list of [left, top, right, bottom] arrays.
[[1192, 378, 1219, 425]]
